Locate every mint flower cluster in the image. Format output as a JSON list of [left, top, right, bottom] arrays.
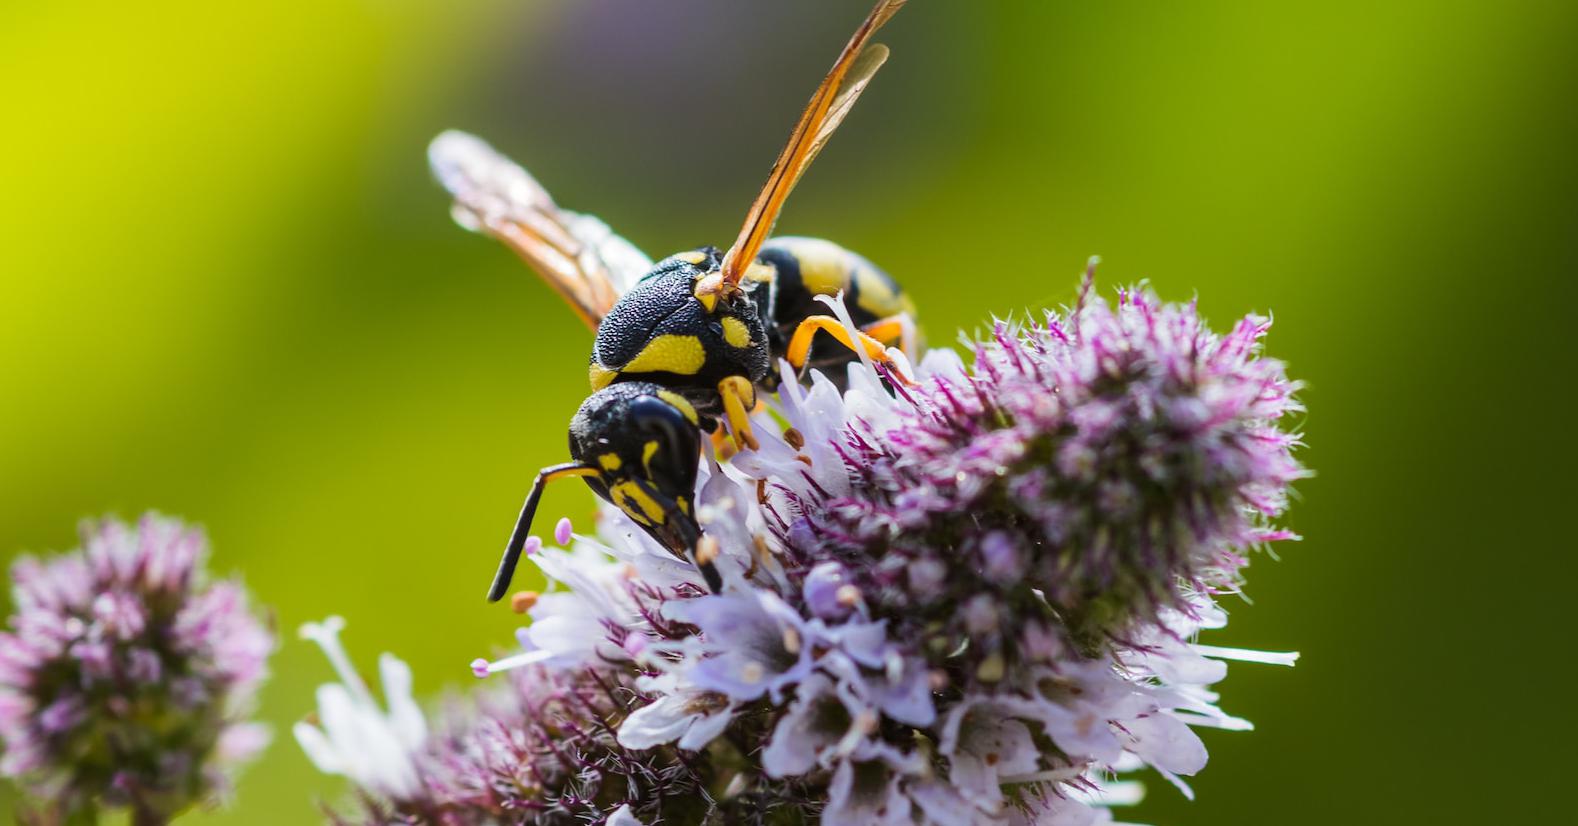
[[298, 284, 1304, 825], [789, 281, 1306, 661], [0, 515, 273, 824]]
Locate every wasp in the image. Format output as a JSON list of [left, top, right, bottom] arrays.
[[430, 0, 917, 602]]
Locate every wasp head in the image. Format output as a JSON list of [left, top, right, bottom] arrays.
[[487, 381, 718, 603], [569, 382, 707, 566]]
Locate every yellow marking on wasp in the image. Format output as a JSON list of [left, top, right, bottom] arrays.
[[696, 289, 718, 312], [641, 440, 660, 472], [589, 363, 617, 390], [743, 261, 776, 283], [597, 453, 622, 472], [610, 481, 666, 526], [620, 335, 706, 375], [677, 496, 690, 516], [853, 268, 906, 318], [721, 316, 752, 348], [657, 390, 699, 425], [782, 237, 850, 297], [675, 250, 709, 265], [718, 376, 759, 451]]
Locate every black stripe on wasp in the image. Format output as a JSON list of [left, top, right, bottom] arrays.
[[428, 0, 919, 603]]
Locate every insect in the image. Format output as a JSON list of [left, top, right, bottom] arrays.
[[430, 0, 917, 602]]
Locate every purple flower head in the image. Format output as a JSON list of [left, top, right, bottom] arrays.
[[0, 514, 274, 822], [788, 279, 1306, 677]]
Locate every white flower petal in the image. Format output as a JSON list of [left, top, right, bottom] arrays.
[[617, 694, 695, 750], [292, 721, 344, 774], [615, 704, 691, 748], [606, 804, 646, 826], [908, 780, 980, 826], [378, 653, 427, 750], [678, 703, 734, 751], [1123, 712, 1208, 775]]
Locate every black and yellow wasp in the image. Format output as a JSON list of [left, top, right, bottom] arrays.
[[429, 0, 918, 602]]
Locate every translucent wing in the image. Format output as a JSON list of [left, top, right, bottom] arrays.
[[720, 0, 906, 285], [793, 43, 889, 191], [429, 130, 652, 329]]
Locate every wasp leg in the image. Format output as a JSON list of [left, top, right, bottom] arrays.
[[708, 396, 770, 460], [860, 313, 917, 361], [786, 315, 915, 385], [717, 376, 760, 452], [489, 462, 599, 603]]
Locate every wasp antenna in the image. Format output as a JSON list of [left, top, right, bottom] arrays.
[[720, 0, 906, 286], [489, 462, 598, 602]]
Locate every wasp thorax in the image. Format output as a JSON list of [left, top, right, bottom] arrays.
[[588, 248, 773, 412], [691, 272, 738, 313]]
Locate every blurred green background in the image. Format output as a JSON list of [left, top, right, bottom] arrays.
[[2, 1, 1573, 822]]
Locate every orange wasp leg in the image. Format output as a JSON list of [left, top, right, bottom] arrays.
[[859, 314, 917, 361], [785, 315, 916, 385], [717, 376, 761, 452]]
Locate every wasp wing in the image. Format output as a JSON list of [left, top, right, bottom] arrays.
[[429, 130, 651, 329], [791, 43, 889, 192], [720, 0, 905, 284]]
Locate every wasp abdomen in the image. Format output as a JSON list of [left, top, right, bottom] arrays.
[[760, 237, 912, 330], [757, 236, 915, 373]]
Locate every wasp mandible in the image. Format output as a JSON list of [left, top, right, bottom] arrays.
[[429, 0, 918, 602]]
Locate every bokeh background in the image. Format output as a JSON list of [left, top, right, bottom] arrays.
[[3, 0, 1573, 822]]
